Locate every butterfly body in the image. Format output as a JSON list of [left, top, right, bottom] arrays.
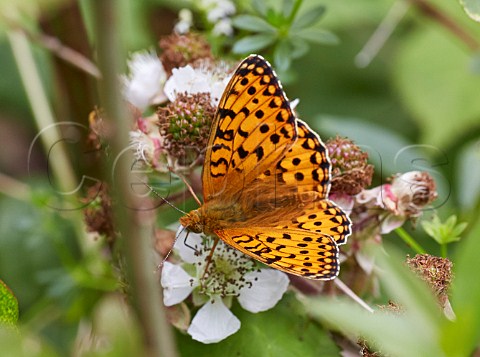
[[179, 55, 351, 280]]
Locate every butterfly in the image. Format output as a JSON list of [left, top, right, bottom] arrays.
[[179, 55, 351, 280]]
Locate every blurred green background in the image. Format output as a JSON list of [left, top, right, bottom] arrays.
[[0, 0, 479, 355]]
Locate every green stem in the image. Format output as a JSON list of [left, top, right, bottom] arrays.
[[90, 1, 177, 356], [7, 29, 88, 253], [288, 0, 304, 24], [395, 227, 426, 255], [440, 243, 447, 258]]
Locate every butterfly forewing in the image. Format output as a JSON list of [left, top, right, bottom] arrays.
[[202, 55, 297, 201]]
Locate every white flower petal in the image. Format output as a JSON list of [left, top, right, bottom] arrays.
[[238, 269, 289, 313], [212, 18, 233, 36], [174, 226, 203, 264], [329, 194, 354, 215], [187, 297, 240, 343], [164, 65, 231, 106], [161, 262, 197, 306], [164, 65, 210, 102], [290, 98, 300, 109], [123, 51, 166, 111], [381, 214, 406, 234], [356, 186, 382, 205]]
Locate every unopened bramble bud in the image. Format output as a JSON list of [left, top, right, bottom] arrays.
[[326, 136, 374, 196], [390, 171, 437, 218], [157, 92, 215, 166]]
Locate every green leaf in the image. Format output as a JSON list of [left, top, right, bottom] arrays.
[[251, 0, 268, 17], [393, 27, 480, 147], [292, 6, 325, 29], [459, 0, 480, 22], [177, 293, 340, 356], [471, 52, 480, 74], [294, 28, 339, 45], [442, 217, 480, 356], [290, 38, 309, 59], [232, 33, 276, 54], [274, 40, 292, 72], [456, 140, 480, 210], [0, 280, 18, 326], [308, 246, 444, 357], [231, 15, 276, 33], [282, 0, 295, 19], [421, 215, 467, 245]]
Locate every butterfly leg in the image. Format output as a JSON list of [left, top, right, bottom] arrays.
[[182, 230, 202, 255]]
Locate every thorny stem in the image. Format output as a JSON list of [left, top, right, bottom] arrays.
[[31, 31, 101, 78], [395, 227, 426, 254], [408, 0, 480, 52], [357, 0, 480, 67], [91, 1, 177, 356]]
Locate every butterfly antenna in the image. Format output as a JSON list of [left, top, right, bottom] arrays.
[[168, 167, 202, 206], [141, 180, 187, 215], [158, 225, 188, 268]]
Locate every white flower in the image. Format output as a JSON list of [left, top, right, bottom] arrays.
[[198, 0, 236, 37], [129, 115, 170, 171], [123, 51, 167, 111], [161, 227, 289, 344], [174, 8, 193, 34], [212, 18, 233, 36], [163, 64, 232, 106], [201, 0, 235, 22]]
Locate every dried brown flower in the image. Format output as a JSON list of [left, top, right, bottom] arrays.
[[406, 254, 453, 306], [159, 33, 213, 75], [82, 182, 115, 241]]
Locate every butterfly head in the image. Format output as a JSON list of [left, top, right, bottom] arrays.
[[179, 209, 204, 234]]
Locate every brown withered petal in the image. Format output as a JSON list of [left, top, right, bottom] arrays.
[[82, 181, 115, 241], [378, 300, 403, 315], [326, 136, 374, 196], [159, 33, 213, 75], [358, 338, 387, 357]]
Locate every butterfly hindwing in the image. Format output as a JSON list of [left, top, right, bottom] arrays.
[[203, 55, 297, 201], [215, 226, 339, 280], [283, 198, 351, 245]]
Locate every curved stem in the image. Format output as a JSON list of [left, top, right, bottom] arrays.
[[395, 227, 426, 255]]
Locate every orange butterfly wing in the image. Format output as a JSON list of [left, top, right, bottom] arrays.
[[202, 55, 297, 202], [187, 55, 351, 280]]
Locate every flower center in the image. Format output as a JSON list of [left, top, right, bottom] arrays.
[[197, 238, 258, 298]]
